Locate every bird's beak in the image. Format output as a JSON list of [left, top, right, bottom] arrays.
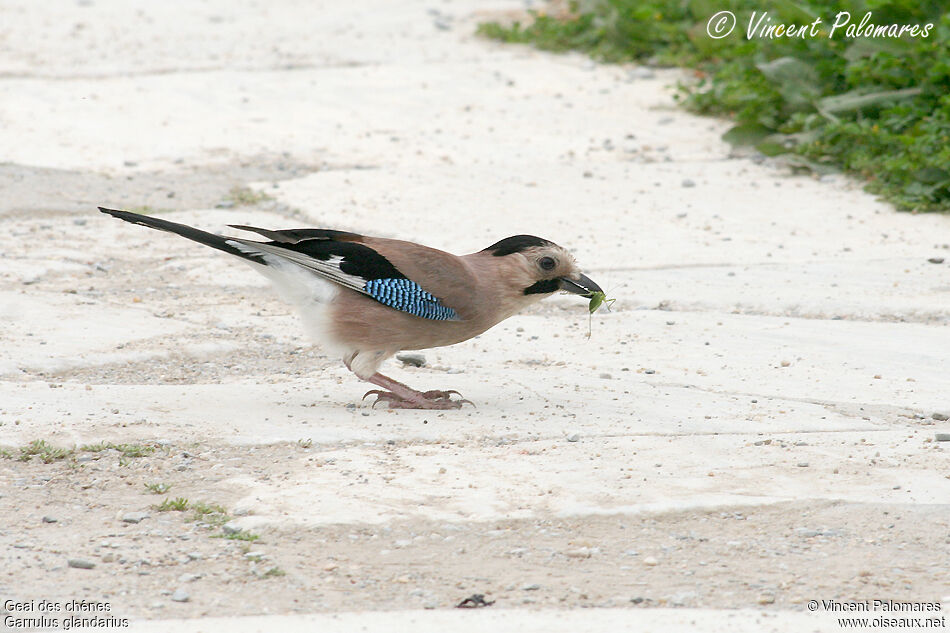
[[558, 273, 602, 297]]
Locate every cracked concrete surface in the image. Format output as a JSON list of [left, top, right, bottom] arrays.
[[1, 0, 949, 631]]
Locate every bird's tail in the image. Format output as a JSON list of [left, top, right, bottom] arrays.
[[98, 207, 267, 265]]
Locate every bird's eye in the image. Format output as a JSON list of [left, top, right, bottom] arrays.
[[538, 256, 556, 271]]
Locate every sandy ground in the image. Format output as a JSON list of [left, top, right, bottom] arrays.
[[1, 0, 949, 631]]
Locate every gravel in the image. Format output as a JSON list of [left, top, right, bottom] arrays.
[[171, 588, 190, 603], [122, 511, 149, 524], [68, 559, 96, 569]]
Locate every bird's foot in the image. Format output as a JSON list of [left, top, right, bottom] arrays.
[[362, 389, 473, 410]]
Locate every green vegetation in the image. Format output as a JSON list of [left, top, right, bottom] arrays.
[[155, 496, 190, 512], [81, 442, 156, 458], [144, 482, 172, 494], [189, 501, 230, 526], [262, 566, 286, 578], [18, 440, 73, 463], [479, 1, 950, 211], [226, 186, 273, 206], [214, 529, 261, 542]]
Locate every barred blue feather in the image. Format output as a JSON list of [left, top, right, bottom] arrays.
[[364, 278, 459, 321]]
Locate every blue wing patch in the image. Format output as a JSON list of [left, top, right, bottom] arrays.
[[364, 278, 459, 321]]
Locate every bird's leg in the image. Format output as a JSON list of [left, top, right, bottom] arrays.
[[362, 373, 473, 410]]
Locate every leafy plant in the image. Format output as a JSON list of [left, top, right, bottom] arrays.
[[18, 440, 73, 463], [479, 1, 950, 211], [155, 497, 190, 512]]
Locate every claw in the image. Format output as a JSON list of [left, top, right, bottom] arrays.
[[362, 389, 406, 409]]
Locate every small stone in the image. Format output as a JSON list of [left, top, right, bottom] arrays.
[[932, 412, 949, 421], [758, 593, 776, 605], [122, 512, 149, 524], [178, 573, 201, 583], [599, 373, 612, 379], [396, 353, 426, 367], [566, 434, 580, 443], [565, 547, 592, 559], [171, 588, 190, 603], [42, 516, 58, 523], [101, 553, 115, 563], [681, 179, 695, 187], [644, 369, 655, 375], [935, 433, 950, 442], [72, 218, 87, 226], [68, 559, 95, 569], [186, 552, 202, 561], [222, 522, 242, 535], [927, 257, 945, 264], [796, 462, 809, 467], [643, 556, 658, 566], [522, 583, 541, 591]]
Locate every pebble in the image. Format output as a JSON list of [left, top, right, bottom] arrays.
[[396, 353, 426, 367], [681, 178, 696, 187], [42, 516, 57, 523], [643, 556, 658, 566], [796, 462, 809, 467], [565, 547, 592, 559], [178, 573, 201, 583], [936, 433, 950, 442], [599, 372, 612, 379], [68, 559, 95, 569], [932, 412, 949, 421], [222, 522, 242, 535], [522, 583, 541, 591], [187, 552, 202, 561], [171, 588, 190, 603], [122, 512, 149, 524], [758, 593, 776, 605], [927, 257, 945, 264], [795, 528, 822, 537], [566, 434, 580, 443]]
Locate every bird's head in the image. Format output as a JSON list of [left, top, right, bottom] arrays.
[[481, 235, 602, 301]]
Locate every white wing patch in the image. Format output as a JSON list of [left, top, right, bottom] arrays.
[[226, 239, 370, 295], [226, 240, 349, 358]]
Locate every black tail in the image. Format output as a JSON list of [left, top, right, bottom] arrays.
[[98, 207, 267, 265]]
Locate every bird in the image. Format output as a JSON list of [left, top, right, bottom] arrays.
[[99, 207, 603, 409]]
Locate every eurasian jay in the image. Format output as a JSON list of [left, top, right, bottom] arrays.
[[99, 207, 602, 409]]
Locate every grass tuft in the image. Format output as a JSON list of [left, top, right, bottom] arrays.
[[19, 440, 74, 463], [479, 1, 950, 212], [226, 186, 273, 206], [155, 497, 190, 512]]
